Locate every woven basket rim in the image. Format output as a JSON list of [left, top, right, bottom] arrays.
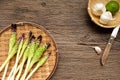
[[0, 22, 58, 80]]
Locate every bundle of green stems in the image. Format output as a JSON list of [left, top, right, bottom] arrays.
[[0, 24, 51, 80]]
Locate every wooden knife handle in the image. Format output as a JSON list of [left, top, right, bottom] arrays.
[[100, 37, 114, 66]]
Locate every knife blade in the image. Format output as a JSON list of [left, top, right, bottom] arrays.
[[100, 25, 120, 66]]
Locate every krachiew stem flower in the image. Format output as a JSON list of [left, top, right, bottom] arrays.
[[15, 36, 35, 80], [16, 35, 42, 80], [20, 43, 50, 80], [25, 52, 51, 80], [0, 34, 23, 72], [8, 31, 32, 79], [2, 24, 17, 80]]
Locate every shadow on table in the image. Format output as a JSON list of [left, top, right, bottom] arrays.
[[86, 12, 113, 34], [83, 9, 120, 42]]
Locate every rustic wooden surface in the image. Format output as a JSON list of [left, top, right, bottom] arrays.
[[0, 0, 120, 80]]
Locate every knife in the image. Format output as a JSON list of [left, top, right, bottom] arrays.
[[100, 25, 120, 66]]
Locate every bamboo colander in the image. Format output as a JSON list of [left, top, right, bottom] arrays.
[[0, 22, 58, 80], [88, 0, 120, 28]]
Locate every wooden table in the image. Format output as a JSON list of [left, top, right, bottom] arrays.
[[0, 0, 120, 80]]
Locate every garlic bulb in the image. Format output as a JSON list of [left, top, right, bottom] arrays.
[[100, 11, 115, 24], [92, 3, 106, 16]]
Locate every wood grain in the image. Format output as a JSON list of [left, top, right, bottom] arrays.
[[0, 0, 120, 80]]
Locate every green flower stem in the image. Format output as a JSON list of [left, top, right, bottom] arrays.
[[30, 43, 50, 67], [9, 24, 17, 53], [15, 44, 30, 80], [7, 34, 24, 80], [20, 36, 36, 80], [2, 24, 17, 80], [25, 52, 51, 80], [35, 35, 42, 50], [8, 31, 32, 80], [18, 31, 32, 61], [21, 43, 50, 80], [0, 36, 21, 72]]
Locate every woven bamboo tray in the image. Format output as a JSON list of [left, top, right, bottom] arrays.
[[88, 0, 120, 28], [0, 22, 58, 80]]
